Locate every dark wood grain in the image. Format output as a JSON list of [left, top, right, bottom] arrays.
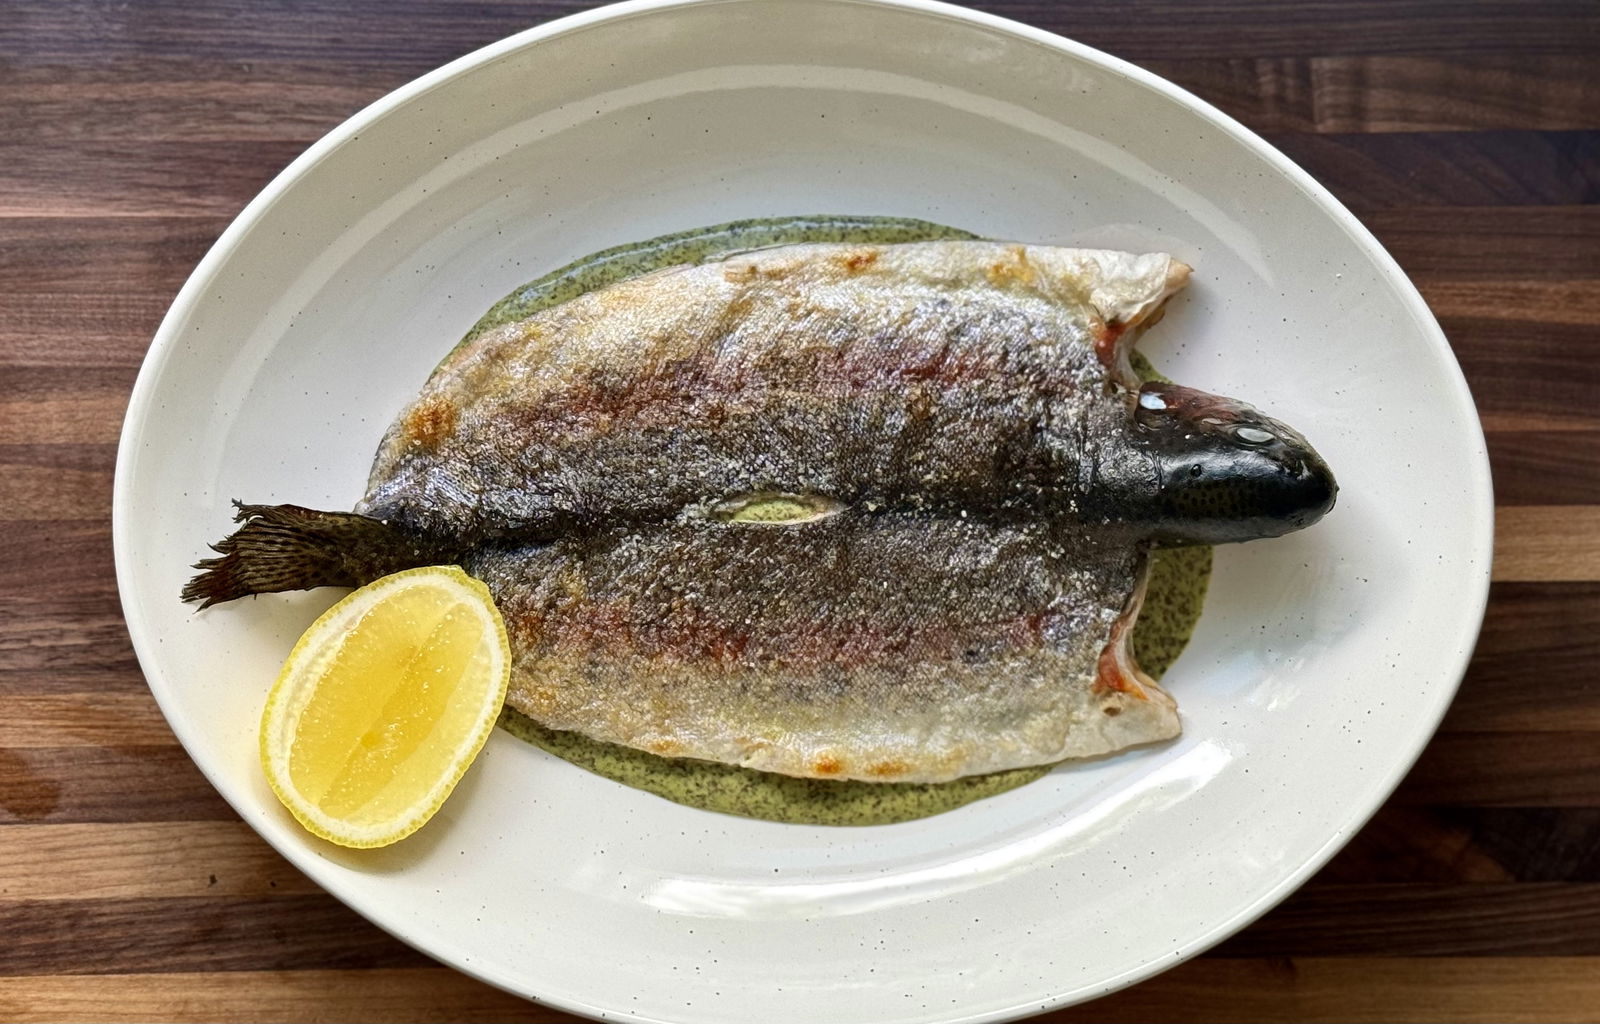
[[0, 897, 431, 975], [1267, 132, 1600, 209], [2, 1, 1597, 1021], [1321, 805, 1600, 884], [0, 146, 300, 216], [1213, 885, 1600, 957], [6, 884, 1600, 977], [7, 57, 1596, 144], [1151, 57, 1600, 132], [1364, 206, 1600, 278], [0, 446, 115, 520], [0, 218, 227, 292], [0, 295, 169, 367], [1394, 734, 1600, 808], [1442, 583, 1600, 732], [1440, 321, 1600, 430], [0, 747, 233, 823], [5, 1, 1598, 61], [1485, 435, 1600, 506], [0, 824, 320, 899], [2, 961, 1597, 1024], [0, 63, 395, 144]]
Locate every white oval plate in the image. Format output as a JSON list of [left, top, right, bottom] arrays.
[[114, 1, 1493, 1021]]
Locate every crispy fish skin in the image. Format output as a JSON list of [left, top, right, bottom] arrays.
[[359, 244, 1187, 539], [474, 516, 1166, 781], [351, 242, 1190, 782], [185, 241, 1336, 783]]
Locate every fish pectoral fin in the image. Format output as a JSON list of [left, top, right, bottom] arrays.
[[181, 501, 437, 608], [1093, 626, 1164, 706], [1089, 254, 1192, 389], [1090, 555, 1171, 709]]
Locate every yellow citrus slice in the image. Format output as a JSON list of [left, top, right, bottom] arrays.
[[259, 566, 510, 848]]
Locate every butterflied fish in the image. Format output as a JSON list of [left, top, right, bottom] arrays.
[[184, 241, 1336, 783]]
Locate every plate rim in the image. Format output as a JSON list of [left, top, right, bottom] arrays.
[[112, 0, 1496, 1020]]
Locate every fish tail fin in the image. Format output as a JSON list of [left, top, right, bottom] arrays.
[[181, 501, 438, 608]]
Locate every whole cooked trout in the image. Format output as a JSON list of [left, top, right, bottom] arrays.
[[185, 241, 1336, 783]]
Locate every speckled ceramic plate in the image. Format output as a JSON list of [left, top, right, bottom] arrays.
[[113, 1, 1493, 1021]]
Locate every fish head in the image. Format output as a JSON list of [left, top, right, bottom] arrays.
[[1129, 381, 1337, 545]]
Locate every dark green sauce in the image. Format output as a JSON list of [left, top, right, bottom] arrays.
[[468, 215, 1212, 826]]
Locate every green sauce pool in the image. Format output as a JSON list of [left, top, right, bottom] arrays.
[[457, 215, 1212, 826]]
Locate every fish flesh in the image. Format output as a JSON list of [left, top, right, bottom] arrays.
[[185, 241, 1336, 783]]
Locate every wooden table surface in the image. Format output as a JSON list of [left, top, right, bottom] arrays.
[[3, 1, 1598, 1021]]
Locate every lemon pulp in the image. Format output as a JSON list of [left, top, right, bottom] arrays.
[[260, 566, 510, 848]]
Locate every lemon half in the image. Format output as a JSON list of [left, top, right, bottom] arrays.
[[260, 566, 511, 848]]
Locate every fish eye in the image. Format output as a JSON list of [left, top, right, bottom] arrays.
[[1138, 391, 1168, 411], [1233, 425, 1275, 445]]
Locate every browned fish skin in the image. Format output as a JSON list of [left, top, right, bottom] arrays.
[[474, 513, 1148, 779], [185, 241, 1336, 782], [358, 244, 1179, 541], [348, 242, 1196, 781]]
